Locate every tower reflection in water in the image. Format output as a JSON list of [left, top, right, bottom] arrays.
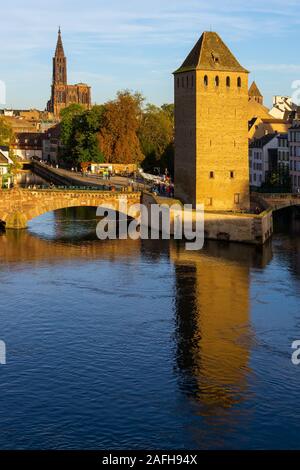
[[170, 240, 272, 443]]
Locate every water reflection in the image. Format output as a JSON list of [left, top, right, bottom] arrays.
[[170, 242, 273, 445], [2, 206, 296, 449]]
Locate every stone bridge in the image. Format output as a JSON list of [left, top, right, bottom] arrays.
[[252, 193, 300, 212], [0, 188, 141, 229]]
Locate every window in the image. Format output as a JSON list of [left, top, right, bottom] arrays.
[[230, 171, 235, 178], [181, 77, 184, 88], [177, 77, 179, 88], [209, 171, 214, 179], [226, 76, 230, 87], [191, 75, 194, 88], [237, 77, 241, 87], [234, 193, 240, 204], [215, 76, 219, 87], [186, 76, 189, 87], [207, 197, 213, 206], [204, 75, 208, 86]]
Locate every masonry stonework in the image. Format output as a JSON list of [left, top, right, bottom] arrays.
[[174, 32, 250, 212]]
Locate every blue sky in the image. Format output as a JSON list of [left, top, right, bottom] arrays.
[[1, 0, 300, 109]]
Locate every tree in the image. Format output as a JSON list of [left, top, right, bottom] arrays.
[[0, 117, 14, 146], [139, 104, 174, 174], [70, 106, 105, 169], [99, 90, 144, 164], [60, 104, 105, 168], [60, 104, 85, 156]]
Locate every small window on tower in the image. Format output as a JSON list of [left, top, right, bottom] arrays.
[[230, 171, 235, 179], [226, 76, 231, 87], [237, 77, 241, 87], [191, 75, 194, 88], [182, 77, 184, 88], [215, 76, 219, 87], [234, 193, 240, 204], [186, 76, 189, 87], [177, 77, 179, 88], [204, 75, 208, 86], [209, 171, 214, 179]]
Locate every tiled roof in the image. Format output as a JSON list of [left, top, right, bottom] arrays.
[[0, 151, 9, 164], [249, 81, 262, 97], [250, 133, 277, 148], [174, 31, 248, 74]]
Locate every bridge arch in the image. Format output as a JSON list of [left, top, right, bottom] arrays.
[[0, 189, 141, 230]]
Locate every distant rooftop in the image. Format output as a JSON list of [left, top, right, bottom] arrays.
[[249, 81, 263, 97], [250, 133, 278, 148]]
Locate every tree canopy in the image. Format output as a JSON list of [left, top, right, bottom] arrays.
[[0, 117, 14, 146], [58, 92, 174, 174], [99, 91, 144, 164]]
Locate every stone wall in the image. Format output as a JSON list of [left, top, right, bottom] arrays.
[[142, 192, 273, 245], [0, 188, 141, 229]]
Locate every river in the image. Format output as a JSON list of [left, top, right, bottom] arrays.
[[0, 205, 299, 450]]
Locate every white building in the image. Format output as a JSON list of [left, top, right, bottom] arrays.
[[269, 96, 296, 120], [0, 146, 13, 188]]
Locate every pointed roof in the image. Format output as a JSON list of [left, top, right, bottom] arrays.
[[249, 81, 262, 97], [55, 27, 65, 57], [174, 31, 248, 74]]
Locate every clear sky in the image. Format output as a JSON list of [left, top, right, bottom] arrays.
[[1, 0, 300, 110]]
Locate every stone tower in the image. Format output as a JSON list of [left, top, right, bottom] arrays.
[[174, 31, 250, 211], [47, 29, 91, 119], [248, 81, 263, 105]]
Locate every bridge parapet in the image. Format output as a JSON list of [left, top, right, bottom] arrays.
[[0, 188, 141, 229], [252, 192, 300, 211]]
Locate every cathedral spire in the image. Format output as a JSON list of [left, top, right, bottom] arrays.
[[55, 27, 65, 57]]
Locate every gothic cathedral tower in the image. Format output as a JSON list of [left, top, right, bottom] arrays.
[[47, 29, 91, 119], [174, 32, 250, 211]]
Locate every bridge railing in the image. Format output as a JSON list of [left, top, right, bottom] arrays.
[[253, 192, 300, 199], [5, 185, 140, 193]]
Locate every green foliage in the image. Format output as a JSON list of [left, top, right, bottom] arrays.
[[0, 117, 14, 146], [60, 104, 85, 150], [139, 103, 174, 174], [60, 105, 104, 166], [260, 165, 292, 193], [58, 95, 174, 174]]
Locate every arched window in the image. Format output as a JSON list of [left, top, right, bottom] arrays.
[[237, 77, 241, 87], [186, 76, 189, 87], [226, 76, 230, 87], [204, 75, 208, 86], [215, 76, 219, 87]]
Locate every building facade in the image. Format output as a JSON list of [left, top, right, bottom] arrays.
[[47, 29, 91, 119], [0, 146, 13, 188], [289, 124, 300, 191], [249, 133, 290, 189], [249, 134, 278, 188], [11, 133, 43, 161], [174, 31, 250, 211]]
